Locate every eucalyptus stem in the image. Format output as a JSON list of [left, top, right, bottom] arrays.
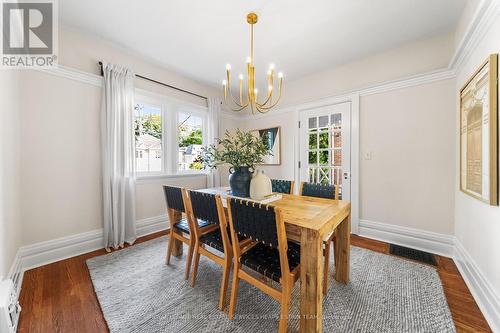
[[201, 129, 272, 170]]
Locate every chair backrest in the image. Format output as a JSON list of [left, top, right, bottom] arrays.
[[163, 185, 185, 212], [300, 182, 339, 200], [227, 198, 279, 249], [227, 198, 291, 281], [187, 190, 220, 225], [271, 179, 294, 195], [184, 190, 229, 253]]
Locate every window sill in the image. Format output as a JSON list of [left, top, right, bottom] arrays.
[[136, 173, 208, 184]]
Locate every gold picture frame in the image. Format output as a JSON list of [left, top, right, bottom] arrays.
[[460, 54, 498, 205], [250, 126, 281, 165]]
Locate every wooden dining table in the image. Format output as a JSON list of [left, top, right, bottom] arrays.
[[170, 187, 351, 333]]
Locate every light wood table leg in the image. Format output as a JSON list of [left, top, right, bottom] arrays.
[[300, 228, 323, 333], [169, 210, 183, 258], [334, 213, 350, 283]]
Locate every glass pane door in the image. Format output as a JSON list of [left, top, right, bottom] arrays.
[[300, 102, 351, 200]]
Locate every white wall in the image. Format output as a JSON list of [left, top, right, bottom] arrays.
[[235, 112, 297, 182], [454, 0, 481, 50], [16, 26, 219, 246], [454, 7, 500, 329], [0, 70, 22, 279], [222, 33, 457, 236], [280, 33, 454, 108], [18, 70, 103, 245], [360, 80, 455, 234]]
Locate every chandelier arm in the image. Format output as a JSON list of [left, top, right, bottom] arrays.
[[226, 85, 246, 108], [225, 96, 250, 110], [255, 82, 282, 110], [256, 91, 273, 108], [256, 105, 273, 114], [228, 103, 250, 112]]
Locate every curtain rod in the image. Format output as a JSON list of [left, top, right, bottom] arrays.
[[98, 61, 207, 100]]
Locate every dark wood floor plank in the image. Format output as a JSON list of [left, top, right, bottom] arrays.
[[17, 232, 490, 332]]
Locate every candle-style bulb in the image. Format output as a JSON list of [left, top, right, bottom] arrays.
[[226, 64, 231, 71], [246, 56, 252, 64], [278, 72, 283, 78], [268, 85, 273, 91], [222, 79, 227, 86], [238, 74, 244, 80], [254, 88, 258, 94], [269, 63, 275, 70]]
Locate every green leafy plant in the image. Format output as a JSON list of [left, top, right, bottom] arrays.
[[201, 129, 272, 170]]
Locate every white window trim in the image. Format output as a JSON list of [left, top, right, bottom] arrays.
[[175, 105, 208, 175], [134, 88, 209, 179]]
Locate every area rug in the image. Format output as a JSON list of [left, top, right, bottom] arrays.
[[86, 236, 455, 333]]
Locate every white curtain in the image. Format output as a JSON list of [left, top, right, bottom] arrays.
[[207, 97, 221, 188], [101, 62, 137, 250]]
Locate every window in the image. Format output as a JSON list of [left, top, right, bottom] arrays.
[[134, 102, 163, 173], [307, 113, 343, 186], [134, 91, 208, 177], [178, 112, 204, 172]]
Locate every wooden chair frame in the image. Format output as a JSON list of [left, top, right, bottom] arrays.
[[165, 186, 194, 281], [299, 181, 339, 295], [226, 199, 300, 333], [288, 180, 295, 195], [183, 189, 252, 310]]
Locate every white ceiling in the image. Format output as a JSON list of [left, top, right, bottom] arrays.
[[60, 0, 466, 89]]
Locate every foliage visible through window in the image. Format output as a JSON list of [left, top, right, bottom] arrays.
[[178, 112, 203, 171], [307, 113, 343, 186], [134, 103, 162, 173]]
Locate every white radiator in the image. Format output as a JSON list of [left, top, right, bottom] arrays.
[[0, 280, 20, 333]]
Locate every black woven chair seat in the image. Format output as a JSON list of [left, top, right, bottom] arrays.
[[200, 228, 246, 252], [173, 218, 211, 234], [240, 241, 301, 282]]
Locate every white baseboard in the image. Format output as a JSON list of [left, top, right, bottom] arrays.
[[19, 215, 168, 272], [136, 214, 168, 237], [20, 229, 104, 272], [0, 214, 166, 330], [7, 252, 23, 297], [358, 219, 455, 257], [454, 240, 500, 333]]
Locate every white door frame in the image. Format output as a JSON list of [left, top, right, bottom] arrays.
[[294, 93, 360, 234]]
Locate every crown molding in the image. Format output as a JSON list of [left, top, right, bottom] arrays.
[[225, 68, 455, 121], [448, 0, 500, 72], [358, 69, 455, 96], [34, 65, 103, 87]]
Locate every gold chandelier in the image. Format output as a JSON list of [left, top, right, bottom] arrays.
[[222, 12, 283, 114]]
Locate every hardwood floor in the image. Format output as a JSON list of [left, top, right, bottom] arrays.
[[17, 232, 491, 332]]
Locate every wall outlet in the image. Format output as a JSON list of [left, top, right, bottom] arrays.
[[364, 151, 372, 160]]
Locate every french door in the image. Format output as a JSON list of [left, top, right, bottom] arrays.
[[299, 102, 351, 200]]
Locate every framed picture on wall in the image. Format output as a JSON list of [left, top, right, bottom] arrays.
[[460, 53, 498, 205], [250, 126, 281, 165]]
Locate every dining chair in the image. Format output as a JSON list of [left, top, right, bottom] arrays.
[[163, 185, 211, 280], [299, 181, 340, 295], [226, 198, 300, 333], [271, 179, 295, 195], [183, 189, 250, 310]]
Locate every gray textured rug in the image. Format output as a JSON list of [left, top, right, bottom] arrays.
[[86, 236, 455, 333]]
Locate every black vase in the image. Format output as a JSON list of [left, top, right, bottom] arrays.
[[229, 166, 253, 197]]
